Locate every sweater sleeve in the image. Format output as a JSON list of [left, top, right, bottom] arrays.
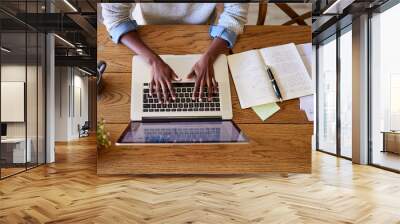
[[101, 3, 138, 43], [209, 3, 249, 48]]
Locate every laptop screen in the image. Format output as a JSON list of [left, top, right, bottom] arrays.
[[117, 120, 248, 144]]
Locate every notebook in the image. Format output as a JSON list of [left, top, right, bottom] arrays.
[[228, 43, 313, 109]]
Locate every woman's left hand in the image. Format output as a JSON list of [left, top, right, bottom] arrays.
[[187, 53, 218, 102]]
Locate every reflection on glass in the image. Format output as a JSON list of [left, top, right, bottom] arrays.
[[27, 31, 38, 169], [1, 31, 27, 177], [318, 37, 337, 154], [0, 1, 46, 178], [340, 29, 352, 158], [371, 4, 400, 171]]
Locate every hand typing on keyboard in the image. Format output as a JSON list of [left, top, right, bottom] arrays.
[[119, 28, 228, 104], [143, 83, 221, 113], [186, 38, 228, 102], [149, 58, 181, 104]]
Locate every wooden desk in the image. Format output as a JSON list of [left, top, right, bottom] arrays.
[[97, 25, 313, 175], [382, 131, 400, 154], [1, 138, 32, 164]]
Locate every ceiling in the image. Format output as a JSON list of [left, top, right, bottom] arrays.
[[0, 0, 96, 73], [311, 0, 390, 43]]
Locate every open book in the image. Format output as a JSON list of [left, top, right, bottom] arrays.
[[228, 43, 313, 109]]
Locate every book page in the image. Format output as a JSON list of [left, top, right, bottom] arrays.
[[227, 50, 277, 108], [296, 43, 312, 77], [260, 43, 313, 100]]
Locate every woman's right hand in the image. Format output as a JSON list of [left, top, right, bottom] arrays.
[[149, 57, 180, 104], [119, 31, 180, 103]]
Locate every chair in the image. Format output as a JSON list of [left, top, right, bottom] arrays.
[[257, 0, 269, 25], [276, 3, 312, 26], [258, 2, 312, 26], [97, 60, 107, 96], [79, 121, 90, 138]]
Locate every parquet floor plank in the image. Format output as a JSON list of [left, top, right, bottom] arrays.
[[1, 137, 400, 223]]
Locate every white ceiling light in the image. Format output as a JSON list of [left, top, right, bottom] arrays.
[[54, 34, 75, 48], [1, 47, 11, 53], [63, 0, 78, 12]]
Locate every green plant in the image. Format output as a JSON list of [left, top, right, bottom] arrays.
[[97, 118, 111, 148]]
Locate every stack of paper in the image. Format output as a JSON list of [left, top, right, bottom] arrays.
[[296, 43, 315, 121], [300, 95, 314, 121], [296, 43, 312, 76]]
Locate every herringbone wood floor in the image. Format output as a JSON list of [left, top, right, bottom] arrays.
[[1, 137, 400, 224]]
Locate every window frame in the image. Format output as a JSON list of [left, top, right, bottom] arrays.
[[367, 0, 400, 173], [315, 24, 353, 161]]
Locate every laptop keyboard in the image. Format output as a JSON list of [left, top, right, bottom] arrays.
[[142, 83, 221, 112]]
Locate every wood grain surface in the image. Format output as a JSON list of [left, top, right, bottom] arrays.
[[232, 25, 312, 53], [98, 72, 311, 124], [3, 138, 400, 223], [98, 123, 312, 175], [97, 24, 313, 174]]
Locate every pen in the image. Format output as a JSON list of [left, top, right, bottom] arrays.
[[265, 66, 283, 103]]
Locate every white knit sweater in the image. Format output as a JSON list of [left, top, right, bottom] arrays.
[[101, 3, 248, 47]]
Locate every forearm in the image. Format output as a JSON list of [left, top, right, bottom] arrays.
[[120, 31, 160, 65], [203, 37, 229, 61]]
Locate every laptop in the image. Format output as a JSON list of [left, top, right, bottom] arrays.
[[116, 54, 248, 145]]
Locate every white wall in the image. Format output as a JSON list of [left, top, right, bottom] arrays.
[[54, 66, 69, 141], [1, 65, 37, 138], [1, 64, 46, 164], [54, 67, 89, 141]]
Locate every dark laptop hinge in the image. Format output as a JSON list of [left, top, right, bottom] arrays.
[[141, 116, 222, 122]]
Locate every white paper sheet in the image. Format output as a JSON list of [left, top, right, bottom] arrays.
[[260, 43, 313, 101], [228, 50, 277, 108], [300, 95, 314, 121], [296, 43, 312, 77]]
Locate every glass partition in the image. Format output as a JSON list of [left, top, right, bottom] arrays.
[[317, 35, 337, 154], [1, 18, 28, 177], [27, 31, 38, 169], [0, 0, 46, 179], [370, 3, 400, 171], [339, 27, 352, 158]]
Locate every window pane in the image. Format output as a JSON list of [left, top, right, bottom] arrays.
[[318, 37, 337, 154], [371, 3, 400, 171], [1, 12, 28, 177], [340, 28, 352, 158], [27, 30, 38, 169]]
